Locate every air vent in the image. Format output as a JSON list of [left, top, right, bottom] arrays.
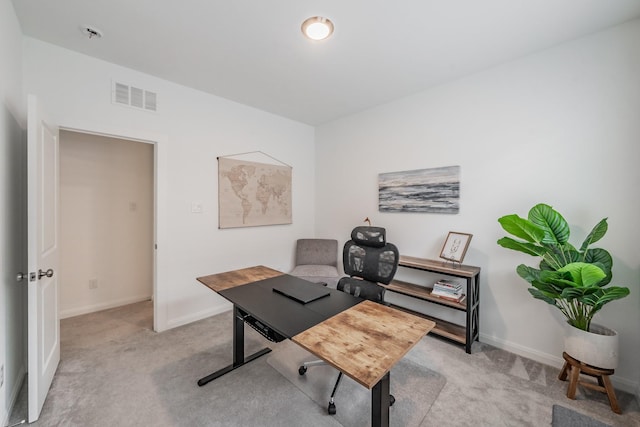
[[130, 86, 144, 108], [112, 81, 157, 112], [145, 91, 157, 111], [115, 82, 129, 104]]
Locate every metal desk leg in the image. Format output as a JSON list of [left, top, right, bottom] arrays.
[[371, 372, 390, 427], [197, 305, 272, 386]]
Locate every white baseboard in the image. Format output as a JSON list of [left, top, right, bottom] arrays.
[[479, 332, 638, 395], [59, 295, 152, 319], [165, 304, 231, 330], [480, 332, 565, 368]]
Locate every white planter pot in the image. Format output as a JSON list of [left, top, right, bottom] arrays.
[[564, 322, 619, 369]]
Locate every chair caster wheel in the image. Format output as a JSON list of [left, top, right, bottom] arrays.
[[298, 366, 307, 376], [390, 394, 395, 406], [328, 402, 336, 415]]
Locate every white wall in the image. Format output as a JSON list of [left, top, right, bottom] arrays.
[[23, 38, 316, 331], [0, 0, 27, 423], [59, 131, 154, 318], [315, 20, 640, 393]]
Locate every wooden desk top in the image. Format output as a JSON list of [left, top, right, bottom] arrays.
[[292, 300, 435, 389], [197, 265, 283, 292]]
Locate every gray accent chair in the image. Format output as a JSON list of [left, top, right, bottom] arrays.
[[289, 239, 340, 288]]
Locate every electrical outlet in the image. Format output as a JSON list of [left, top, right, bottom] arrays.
[[89, 279, 98, 289]]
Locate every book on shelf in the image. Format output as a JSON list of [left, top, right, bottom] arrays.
[[430, 277, 466, 302], [431, 285, 465, 301], [433, 281, 462, 293], [435, 278, 462, 288], [431, 291, 466, 303]]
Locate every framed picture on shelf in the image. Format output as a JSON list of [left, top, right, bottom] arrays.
[[439, 231, 472, 263]]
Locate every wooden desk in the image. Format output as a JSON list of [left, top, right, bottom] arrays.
[[294, 300, 435, 426], [197, 265, 285, 386], [197, 265, 282, 292], [293, 300, 435, 389], [197, 266, 435, 427], [196, 265, 360, 386]]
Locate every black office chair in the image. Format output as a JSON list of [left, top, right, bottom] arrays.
[[298, 226, 399, 415]]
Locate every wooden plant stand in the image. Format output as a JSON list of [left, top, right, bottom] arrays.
[[558, 351, 621, 414]]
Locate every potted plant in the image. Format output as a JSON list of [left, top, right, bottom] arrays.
[[497, 203, 630, 369]]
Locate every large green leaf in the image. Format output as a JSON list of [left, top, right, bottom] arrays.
[[584, 248, 613, 286], [528, 204, 570, 245], [581, 286, 630, 308], [498, 215, 546, 243], [585, 248, 612, 271], [528, 288, 557, 305], [557, 262, 606, 287], [539, 259, 556, 271], [497, 237, 546, 257], [539, 268, 572, 283], [560, 287, 598, 300], [542, 244, 578, 270], [579, 218, 608, 251], [531, 279, 563, 296], [561, 247, 581, 262], [516, 264, 541, 283]]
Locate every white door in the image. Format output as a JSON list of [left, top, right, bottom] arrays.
[[27, 95, 60, 422]]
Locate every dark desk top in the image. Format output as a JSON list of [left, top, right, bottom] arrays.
[[219, 274, 361, 339]]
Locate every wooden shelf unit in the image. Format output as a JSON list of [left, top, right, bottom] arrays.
[[387, 255, 481, 353]]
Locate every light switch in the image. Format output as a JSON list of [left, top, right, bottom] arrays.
[[191, 202, 203, 213]]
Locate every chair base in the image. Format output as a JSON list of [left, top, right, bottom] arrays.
[[558, 352, 621, 414], [299, 361, 395, 415]]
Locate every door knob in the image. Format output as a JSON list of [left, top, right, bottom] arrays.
[[17, 272, 26, 281], [38, 268, 54, 279]]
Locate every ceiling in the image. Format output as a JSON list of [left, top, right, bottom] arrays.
[[11, 0, 640, 125]]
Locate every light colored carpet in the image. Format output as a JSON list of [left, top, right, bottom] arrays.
[[552, 405, 612, 427], [9, 300, 640, 426], [9, 301, 343, 427], [267, 340, 445, 427]]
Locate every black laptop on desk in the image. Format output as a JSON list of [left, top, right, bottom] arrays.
[[272, 277, 330, 304]]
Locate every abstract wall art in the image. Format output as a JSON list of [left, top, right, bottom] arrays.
[[378, 165, 460, 213]]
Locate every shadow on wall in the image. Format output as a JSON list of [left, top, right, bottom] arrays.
[[1, 104, 28, 420]]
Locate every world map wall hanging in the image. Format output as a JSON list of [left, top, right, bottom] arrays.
[[218, 155, 292, 228]]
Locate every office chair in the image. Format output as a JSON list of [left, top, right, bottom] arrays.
[[289, 238, 340, 288], [298, 226, 399, 415]]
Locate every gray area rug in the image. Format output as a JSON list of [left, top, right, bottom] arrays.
[[552, 405, 612, 427], [267, 340, 446, 427]]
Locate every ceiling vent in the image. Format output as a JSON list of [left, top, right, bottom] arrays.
[[112, 81, 157, 112]]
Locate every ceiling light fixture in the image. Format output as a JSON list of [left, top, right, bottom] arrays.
[[301, 16, 334, 41]]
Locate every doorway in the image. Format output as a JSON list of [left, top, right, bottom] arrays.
[[59, 130, 155, 321]]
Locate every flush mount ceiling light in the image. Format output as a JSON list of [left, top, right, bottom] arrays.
[[301, 16, 334, 41]]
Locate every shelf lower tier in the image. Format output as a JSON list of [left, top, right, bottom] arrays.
[[387, 279, 467, 311], [389, 304, 466, 345]]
